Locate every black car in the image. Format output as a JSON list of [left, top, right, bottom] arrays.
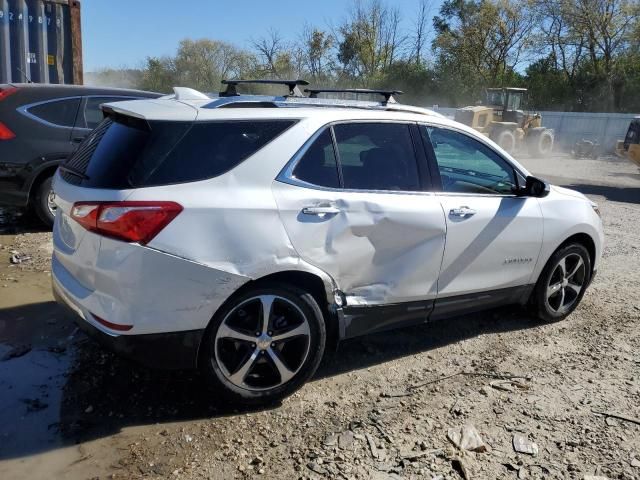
[[0, 83, 160, 226]]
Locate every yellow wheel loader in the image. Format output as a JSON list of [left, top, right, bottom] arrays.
[[454, 87, 554, 156], [615, 117, 640, 167]]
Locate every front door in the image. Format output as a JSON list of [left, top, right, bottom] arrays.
[[421, 125, 543, 304], [273, 122, 447, 307]]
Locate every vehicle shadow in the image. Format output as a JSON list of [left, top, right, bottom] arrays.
[[565, 183, 640, 205], [0, 301, 539, 461], [0, 207, 49, 234]]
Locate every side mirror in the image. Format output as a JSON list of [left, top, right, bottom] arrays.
[[522, 176, 550, 197]]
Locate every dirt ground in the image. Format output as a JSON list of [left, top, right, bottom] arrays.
[[0, 154, 638, 480]]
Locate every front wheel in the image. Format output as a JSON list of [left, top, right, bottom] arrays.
[[201, 284, 326, 405], [532, 244, 591, 322], [33, 176, 56, 227]]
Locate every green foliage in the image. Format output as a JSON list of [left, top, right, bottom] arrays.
[[96, 0, 640, 112]]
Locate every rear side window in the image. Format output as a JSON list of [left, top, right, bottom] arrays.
[[291, 130, 340, 188], [333, 123, 420, 191], [28, 98, 80, 127], [63, 118, 295, 188]]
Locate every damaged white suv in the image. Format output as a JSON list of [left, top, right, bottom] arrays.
[[52, 80, 604, 404]]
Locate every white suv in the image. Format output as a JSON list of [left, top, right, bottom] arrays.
[[52, 80, 604, 404]]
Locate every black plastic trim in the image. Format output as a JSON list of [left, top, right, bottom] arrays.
[[430, 285, 534, 320], [338, 285, 535, 340], [341, 300, 434, 339], [54, 287, 204, 370]]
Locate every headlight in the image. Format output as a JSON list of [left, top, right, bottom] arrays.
[[591, 203, 601, 217]]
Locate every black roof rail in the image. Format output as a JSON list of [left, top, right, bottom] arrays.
[[304, 88, 403, 103], [220, 79, 309, 98]]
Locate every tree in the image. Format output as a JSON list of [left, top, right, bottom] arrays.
[[336, 0, 406, 84], [251, 28, 286, 77], [410, 0, 432, 66], [301, 25, 334, 81]]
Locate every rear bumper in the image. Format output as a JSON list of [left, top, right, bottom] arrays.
[[53, 278, 203, 370]]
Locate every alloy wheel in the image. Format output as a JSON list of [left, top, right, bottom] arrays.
[[213, 295, 311, 391], [546, 253, 586, 314], [47, 189, 57, 217]]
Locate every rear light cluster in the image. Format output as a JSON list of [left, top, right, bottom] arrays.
[[0, 87, 18, 140], [70, 201, 182, 245]]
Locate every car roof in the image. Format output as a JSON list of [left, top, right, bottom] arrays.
[[4, 83, 161, 97], [102, 86, 448, 124]]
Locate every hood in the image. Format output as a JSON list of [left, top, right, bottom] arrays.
[[551, 185, 589, 201]]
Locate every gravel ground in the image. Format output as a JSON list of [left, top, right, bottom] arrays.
[[0, 154, 638, 480]]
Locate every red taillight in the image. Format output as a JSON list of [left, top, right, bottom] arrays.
[[70, 201, 182, 244], [0, 87, 18, 102], [0, 121, 15, 140]]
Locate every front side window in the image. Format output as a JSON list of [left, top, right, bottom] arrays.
[[423, 126, 517, 195], [291, 129, 340, 188], [28, 98, 81, 127], [333, 123, 420, 191]]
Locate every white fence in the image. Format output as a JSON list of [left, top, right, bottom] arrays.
[[430, 107, 637, 153]]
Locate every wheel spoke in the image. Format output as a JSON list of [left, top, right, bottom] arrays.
[[547, 282, 563, 300], [272, 322, 310, 341], [260, 295, 275, 334], [558, 287, 566, 309], [217, 323, 258, 343], [557, 257, 567, 276], [566, 281, 582, 296], [566, 257, 584, 279], [228, 348, 260, 385], [267, 347, 295, 383]]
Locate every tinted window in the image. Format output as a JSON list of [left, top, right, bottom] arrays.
[[66, 118, 295, 188], [423, 127, 517, 195], [291, 130, 340, 188], [28, 98, 80, 127], [81, 97, 130, 129], [333, 123, 420, 191]]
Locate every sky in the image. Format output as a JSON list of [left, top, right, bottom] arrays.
[[81, 0, 444, 72]]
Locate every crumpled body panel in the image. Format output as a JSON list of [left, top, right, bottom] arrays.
[[273, 181, 447, 305]]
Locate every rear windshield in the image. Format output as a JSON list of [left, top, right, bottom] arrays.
[[61, 117, 296, 188]]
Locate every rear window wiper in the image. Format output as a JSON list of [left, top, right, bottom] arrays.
[[58, 164, 90, 180]]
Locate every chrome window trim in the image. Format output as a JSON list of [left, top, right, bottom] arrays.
[[276, 120, 429, 195], [17, 95, 140, 131]]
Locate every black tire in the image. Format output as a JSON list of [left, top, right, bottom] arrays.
[[200, 283, 326, 405], [495, 129, 516, 153], [529, 129, 554, 157], [32, 175, 56, 227], [532, 243, 591, 323]]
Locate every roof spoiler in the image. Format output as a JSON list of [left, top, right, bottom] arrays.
[[304, 88, 403, 104], [220, 79, 309, 98]]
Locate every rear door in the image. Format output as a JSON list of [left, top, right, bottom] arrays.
[[273, 121, 447, 308], [21, 96, 81, 153], [420, 125, 543, 307]]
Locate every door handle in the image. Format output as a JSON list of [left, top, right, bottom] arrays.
[[449, 206, 476, 218], [301, 205, 341, 216], [72, 137, 85, 144]]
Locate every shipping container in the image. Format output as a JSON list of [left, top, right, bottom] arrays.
[[0, 0, 82, 85]]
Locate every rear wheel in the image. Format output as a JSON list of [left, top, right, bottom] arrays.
[[32, 176, 56, 227], [532, 244, 591, 322], [201, 284, 326, 404]]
